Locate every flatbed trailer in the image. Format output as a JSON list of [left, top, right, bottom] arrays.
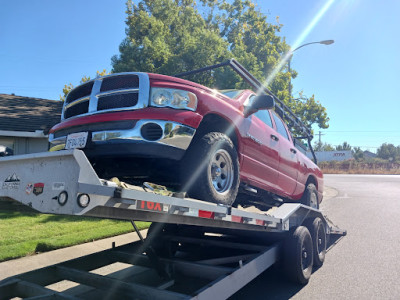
[[0, 150, 345, 299]]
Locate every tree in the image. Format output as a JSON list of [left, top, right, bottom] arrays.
[[60, 70, 108, 101], [377, 143, 399, 161], [314, 141, 334, 151], [111, 0, 329, 131], [352, 147, 364, 161], [336, 141, 351, 151], [112, 0, 230, 87]]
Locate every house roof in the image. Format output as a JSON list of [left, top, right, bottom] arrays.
[[363, 150, 377, 158], [0, 94, 63, 134]]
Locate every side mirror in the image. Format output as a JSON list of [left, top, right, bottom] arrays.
[[244, 94, 275, 118]]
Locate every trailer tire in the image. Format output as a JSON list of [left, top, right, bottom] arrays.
[[284, 226, 313, 285], [305, 217, 326, 267], [301, 183, 319, 209], [146, 223, 178, 257], [182, 132, 239, 206]]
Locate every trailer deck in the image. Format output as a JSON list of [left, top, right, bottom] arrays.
[[0, 150, 346, 299]]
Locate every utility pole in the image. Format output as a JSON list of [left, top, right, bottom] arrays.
[[318, 131, 325, 149]]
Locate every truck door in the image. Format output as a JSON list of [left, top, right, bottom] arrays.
[[241, 108, 280, 191], [271, 112, 300, 197]]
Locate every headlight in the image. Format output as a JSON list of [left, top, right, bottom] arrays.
[[150, 88, 197, 111]]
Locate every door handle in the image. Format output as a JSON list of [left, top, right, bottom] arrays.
[[270, 134, 279, 141], [290, 148, 297, 154]]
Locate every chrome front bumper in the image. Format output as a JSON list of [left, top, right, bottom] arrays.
[[49, 120, 196, 151]]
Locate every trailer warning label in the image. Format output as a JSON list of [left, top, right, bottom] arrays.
[[52, 182, 65, 191]]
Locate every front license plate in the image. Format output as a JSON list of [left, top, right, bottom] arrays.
[[65, 132, 88, 150], [137, 200, 164, 212]]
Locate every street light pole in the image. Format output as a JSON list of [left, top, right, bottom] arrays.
[[288, 39, 334, 100]]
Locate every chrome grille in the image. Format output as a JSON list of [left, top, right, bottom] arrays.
[[62, 73, 149, 120]]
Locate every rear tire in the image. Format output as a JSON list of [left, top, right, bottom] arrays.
[[146, 223, 178, 257], [283, 226, 313, 285], [301, 183, 319, 209], [181, 132, 239, 206], [305, 217, 327, 267]]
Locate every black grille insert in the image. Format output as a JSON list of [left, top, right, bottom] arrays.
[[141, 123, 163, 141], [64, 101, 89, 119], [97, 93, 138, 111], [100, 75, 139, 92], [66, 81, 94, 104]]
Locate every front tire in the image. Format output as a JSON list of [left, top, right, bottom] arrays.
[[301, 183, 319, 209], [182, 132, 239, 206]]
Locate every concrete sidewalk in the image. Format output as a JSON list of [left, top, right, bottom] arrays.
[[0, 229, 147, 281]]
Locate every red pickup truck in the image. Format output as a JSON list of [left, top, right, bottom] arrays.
[[49, 64, 323, 209]]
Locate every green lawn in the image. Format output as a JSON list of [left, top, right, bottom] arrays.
[[0, 199, 149, 262]]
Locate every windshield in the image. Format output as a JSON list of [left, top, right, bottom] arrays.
[[219, 89, 244, 100]]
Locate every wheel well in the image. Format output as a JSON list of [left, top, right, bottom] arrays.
[[305, 175, 317, 190], [195, 114, 239, 150]]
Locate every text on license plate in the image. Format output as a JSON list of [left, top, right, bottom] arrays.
[[65, 132, 88, 150]]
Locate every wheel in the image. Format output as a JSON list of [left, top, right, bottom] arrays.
[[181, 132, 240, 205], [146, 223, 178, 257], [301, 183, 319, 209], [283, 226, 313, 285], [305, 217, 327, 267]]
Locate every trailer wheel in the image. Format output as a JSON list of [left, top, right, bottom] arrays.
[[305, 217, 327, 267], [284, 226, 313, 285], [182, 132, 239, 206], [146, 223, 178, 257], [301, 183, 319, 209]]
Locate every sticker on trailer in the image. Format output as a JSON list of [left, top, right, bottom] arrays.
[[33, 183, 44, 196], [52, 182, 65, 191], [26, 183, 34, 195], [2, 173, 21, 190]]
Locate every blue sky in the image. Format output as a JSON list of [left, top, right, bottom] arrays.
[[1, 0, 399, 152]]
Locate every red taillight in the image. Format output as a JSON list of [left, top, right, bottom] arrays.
[[231, 216, 243, 223], [199, 210, 215, 219]]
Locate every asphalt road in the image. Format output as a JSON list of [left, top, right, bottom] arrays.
[[232, 174, 400, 299]]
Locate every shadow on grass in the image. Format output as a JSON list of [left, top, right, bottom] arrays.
[[35, 242, 59, 253], [0, 197, 37, 213], [0, 199, 38, 219], [36, 214, 103, 224]]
